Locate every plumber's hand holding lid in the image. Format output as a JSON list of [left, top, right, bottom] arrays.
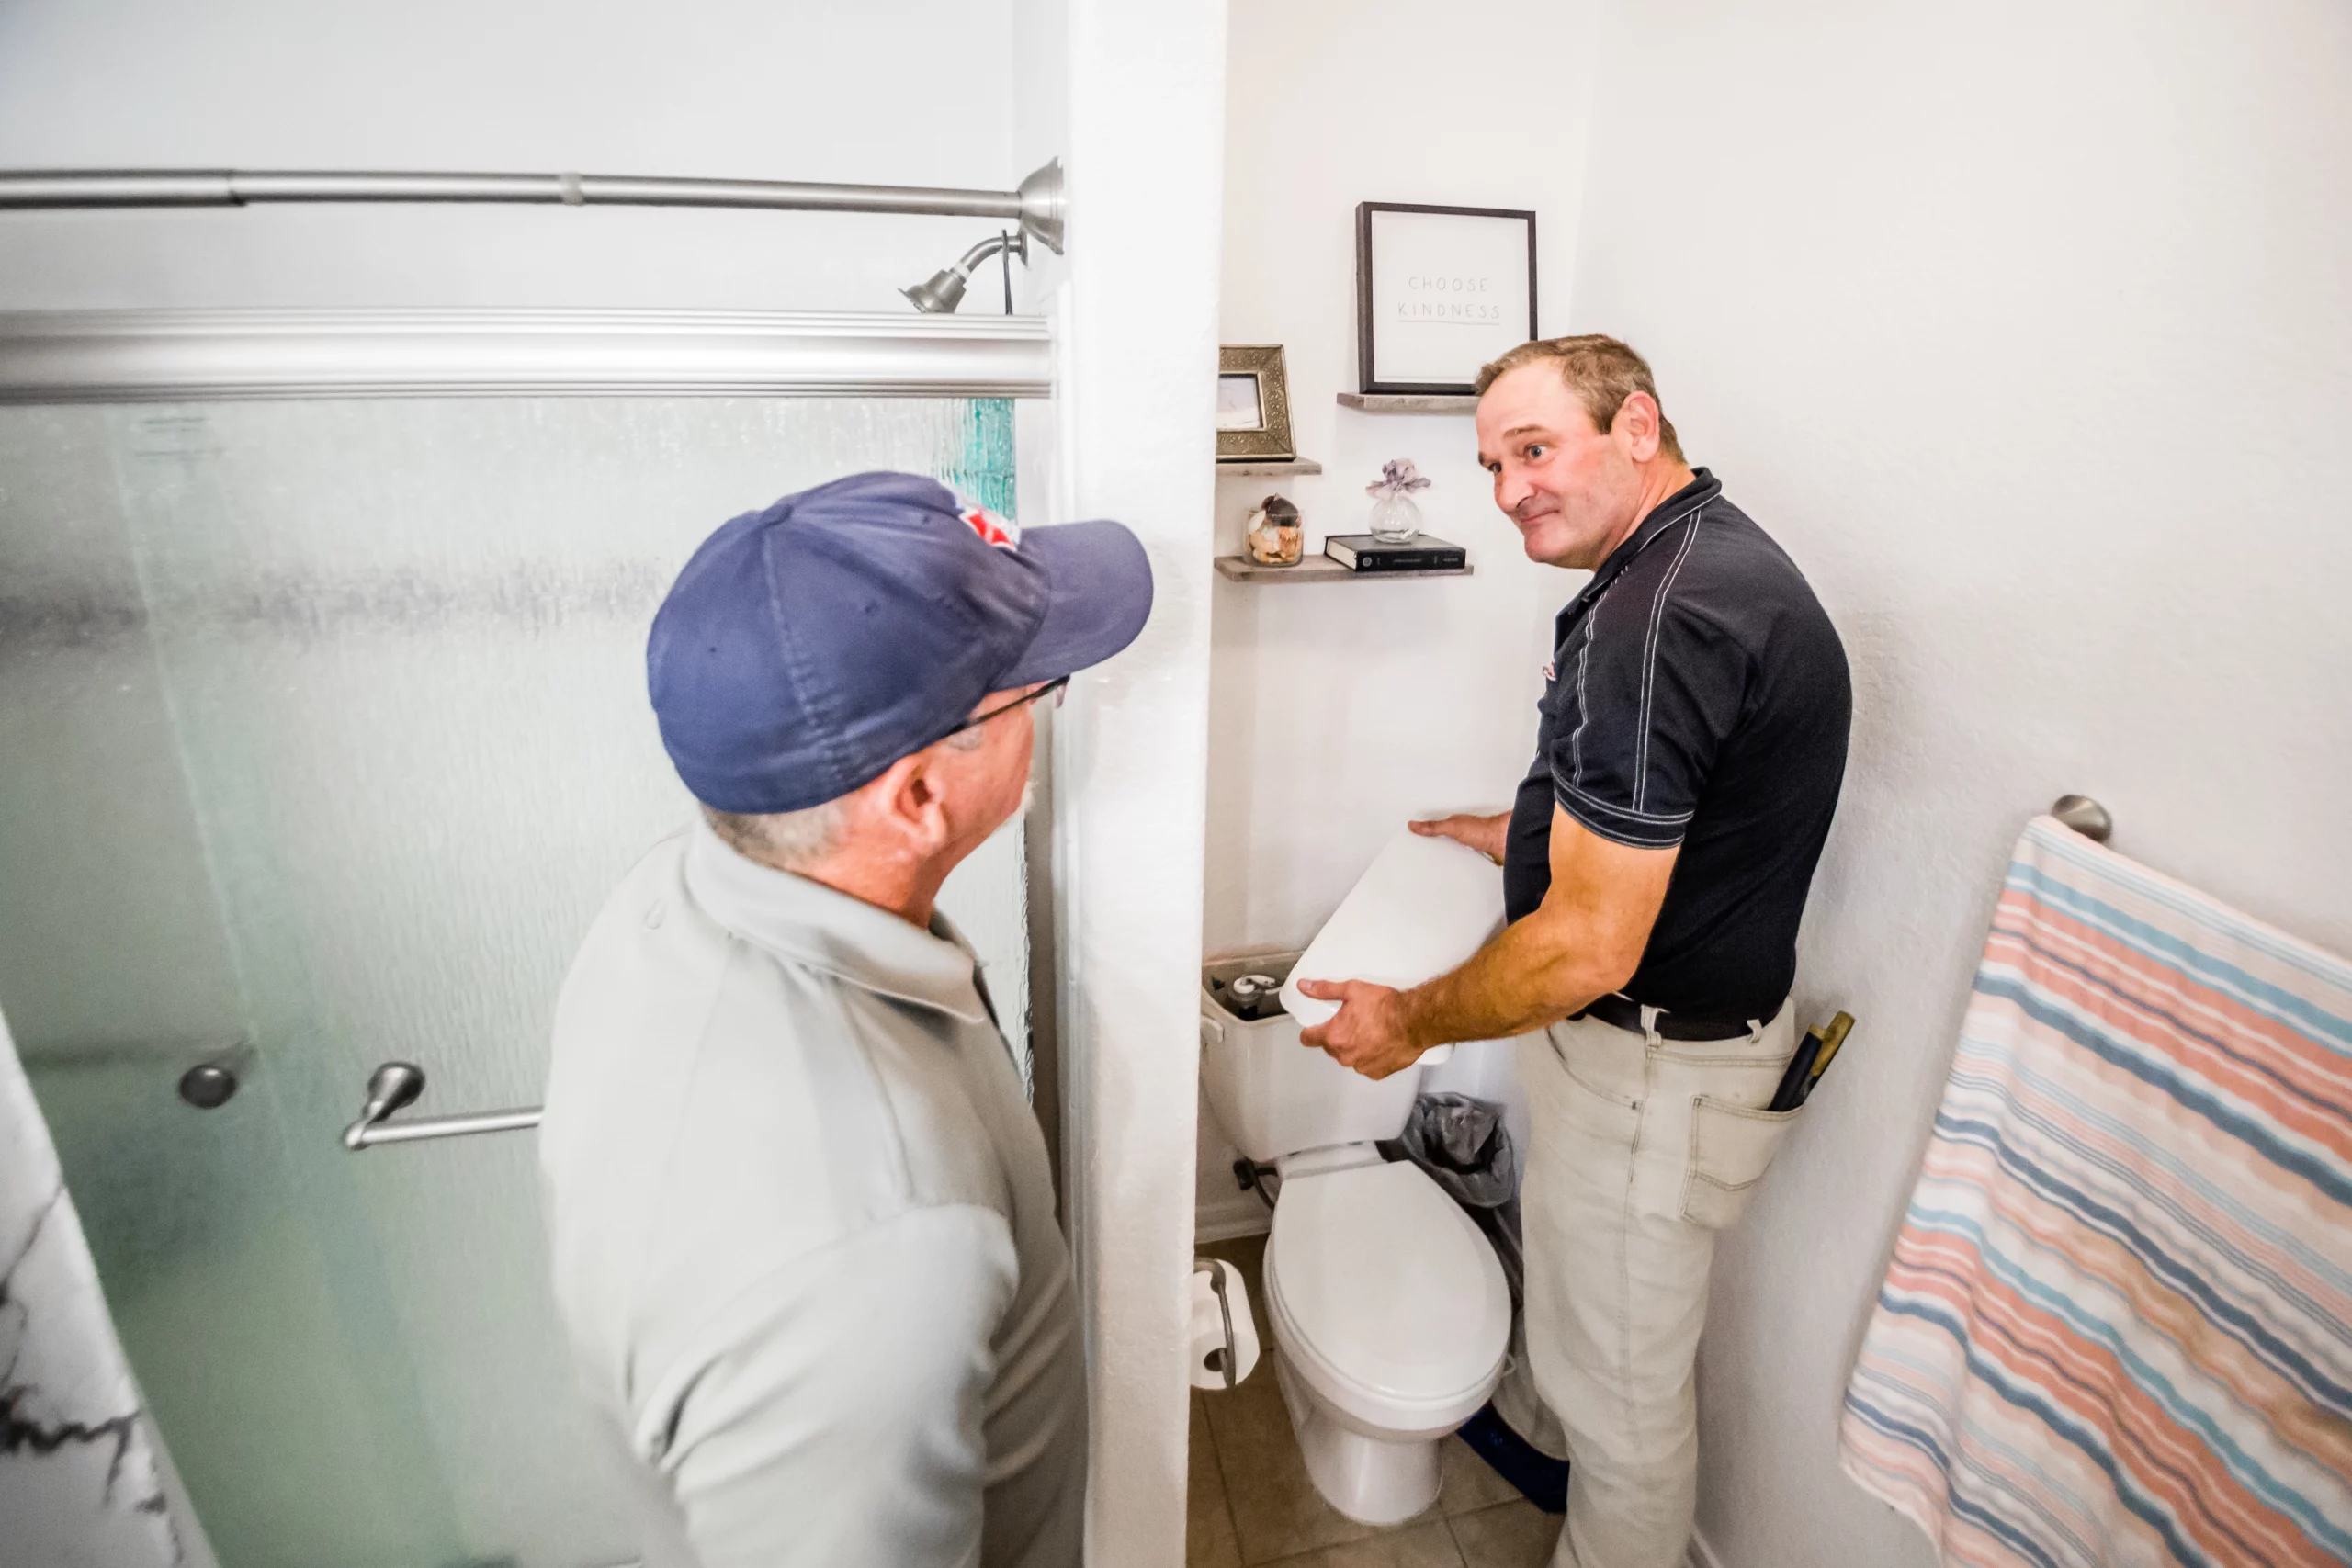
[[1409, 811, 1510, 864], [1289, 817, 1513, 1080], [1295, 976, 1426, 1081]]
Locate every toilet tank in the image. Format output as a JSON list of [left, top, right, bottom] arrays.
[[1200, 951, 1423, 1164]]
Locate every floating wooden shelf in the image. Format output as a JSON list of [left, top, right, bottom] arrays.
[[1337, 392, 1479, 414], [1216, 457, 1322, 477], [1215, 554, 1474, 584]]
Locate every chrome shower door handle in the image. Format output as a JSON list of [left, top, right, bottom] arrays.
[[343, 1061, 543, 1150]]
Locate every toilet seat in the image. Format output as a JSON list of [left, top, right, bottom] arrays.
[[1265, 1159, 1510, 1437]]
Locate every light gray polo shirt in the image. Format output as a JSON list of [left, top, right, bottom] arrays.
[[539, 820, 1083, 1568]]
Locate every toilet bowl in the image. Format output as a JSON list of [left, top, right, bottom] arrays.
[[1261, 1150, 1511, 1523], [1201, 949, 1517, 1523]]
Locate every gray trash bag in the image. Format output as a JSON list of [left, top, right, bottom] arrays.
[[1382, 1092, 1524, 1312]]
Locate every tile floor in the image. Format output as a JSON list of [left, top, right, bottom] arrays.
[[1192, 1234, 1561, 1568]]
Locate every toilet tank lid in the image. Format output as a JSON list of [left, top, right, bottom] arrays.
[[1267, 1160, 1510, 1406]]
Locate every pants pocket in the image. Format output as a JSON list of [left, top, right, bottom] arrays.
[[1544, 1031, 1641, 1144], [1680, 1096, 1801, 1230]]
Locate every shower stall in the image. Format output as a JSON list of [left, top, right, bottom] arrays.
[[0, 310, 1047, 1568]]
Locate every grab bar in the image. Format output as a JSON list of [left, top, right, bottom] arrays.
[[343, 1062, 541, 1150]]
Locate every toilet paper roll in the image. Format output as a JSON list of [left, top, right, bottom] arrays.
[[1189, 1259, 1260, 1391]]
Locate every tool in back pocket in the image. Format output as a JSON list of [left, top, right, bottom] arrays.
[[1767, 1010, 1855, 1112]]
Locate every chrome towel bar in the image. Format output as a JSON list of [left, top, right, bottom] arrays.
[[343, 1062, 541, 1150], [2050, 795, 2112, 843]]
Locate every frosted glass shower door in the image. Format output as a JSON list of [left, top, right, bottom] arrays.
[[0, 397, 1027, 1568]]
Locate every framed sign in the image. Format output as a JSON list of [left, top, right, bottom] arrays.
[[1355, 202, 1537, 395], [1215, 344, 1295, 462]]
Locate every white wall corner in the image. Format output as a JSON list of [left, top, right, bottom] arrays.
[[1051, 2, 1230, 1565]]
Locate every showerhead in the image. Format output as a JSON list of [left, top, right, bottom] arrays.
[[902, 266, 972, 315], [902, 229, 1028, 315]]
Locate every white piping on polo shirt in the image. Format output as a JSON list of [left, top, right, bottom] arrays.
[[1563, 492, 1713, 802], [1557, 781, 1697, 827], [1633, 504, 1706, 812], [1567, 578, 1611, 790]]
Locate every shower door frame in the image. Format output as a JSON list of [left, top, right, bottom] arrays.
[[0, 307, 1052, 402], [0, 304, 1070, 1567]]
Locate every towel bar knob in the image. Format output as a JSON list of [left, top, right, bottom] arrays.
[[2051, 795, 2112, 843], [176, 1062, 237, 1110]]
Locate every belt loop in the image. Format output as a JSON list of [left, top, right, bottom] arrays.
[[1639, 1004, 1664, 1047]]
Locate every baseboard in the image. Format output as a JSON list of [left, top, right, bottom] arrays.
[[1687, 1527, 1728, 1568], [1193, 1202, 1272, 1244]]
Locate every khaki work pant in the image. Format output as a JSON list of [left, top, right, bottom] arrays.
[[1510, 1002, 1803, 1568]]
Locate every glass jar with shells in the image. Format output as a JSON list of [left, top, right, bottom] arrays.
[[1244, 494, 1305, 567]]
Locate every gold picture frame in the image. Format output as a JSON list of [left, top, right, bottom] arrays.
[[1216, 344, 1295, 462]]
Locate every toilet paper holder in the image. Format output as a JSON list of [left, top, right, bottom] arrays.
[[1192, 1258, 1239, 1390]]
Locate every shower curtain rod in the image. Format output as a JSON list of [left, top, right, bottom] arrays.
[[0, 159, 1067, 252]]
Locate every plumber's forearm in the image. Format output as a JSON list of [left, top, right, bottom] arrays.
[[1399, 804, 1679, 1047]]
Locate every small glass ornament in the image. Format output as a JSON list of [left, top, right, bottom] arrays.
[[1365, 458, 1431, 543], [1245, 494, 1304, 567]]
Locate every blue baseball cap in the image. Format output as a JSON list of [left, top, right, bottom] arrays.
[[649, 470, 1153, 813]]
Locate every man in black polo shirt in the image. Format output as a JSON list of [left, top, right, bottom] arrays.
[[1296, 335, 1849, 1568]]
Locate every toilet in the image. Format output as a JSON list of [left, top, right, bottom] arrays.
[[1201, 952, 1512, 1525]]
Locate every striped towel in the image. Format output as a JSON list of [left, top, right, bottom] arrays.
[[1841, 814, 2352, 1567]]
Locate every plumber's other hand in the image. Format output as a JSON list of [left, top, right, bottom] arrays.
[[1296, 978, 1423, 1081], [1409, 811, 1510, 864]]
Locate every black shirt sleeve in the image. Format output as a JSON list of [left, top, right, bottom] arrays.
[[1547, 584, 1750, 850], [1501, 726, 1559, 924]]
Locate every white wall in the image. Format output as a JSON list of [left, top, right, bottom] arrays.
[[1565, 4, 2352, 1565], [0, 0, 1021, 311], [1051, 3, 1227, 1564], [1208, 0, 1600, 952], [1198, 0, 1600, 1234]]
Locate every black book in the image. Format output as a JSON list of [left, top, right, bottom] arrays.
[[1323, 534, 1468, 572]]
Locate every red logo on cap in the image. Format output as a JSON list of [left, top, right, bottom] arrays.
[[956, 494, 1020, 550]]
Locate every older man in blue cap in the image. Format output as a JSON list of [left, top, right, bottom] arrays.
[[539, 472, 1153, 1568]]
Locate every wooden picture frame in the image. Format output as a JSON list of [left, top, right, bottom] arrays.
[[1216, 344, 1295, 462], [1355, 202, 1538, 396]]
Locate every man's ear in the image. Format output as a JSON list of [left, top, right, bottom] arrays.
[[870, 749, 952, 851], [1616, 392, 1663, 462]]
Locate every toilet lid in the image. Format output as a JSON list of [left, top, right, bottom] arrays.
[[1267, 1160, 1510, 1406]]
